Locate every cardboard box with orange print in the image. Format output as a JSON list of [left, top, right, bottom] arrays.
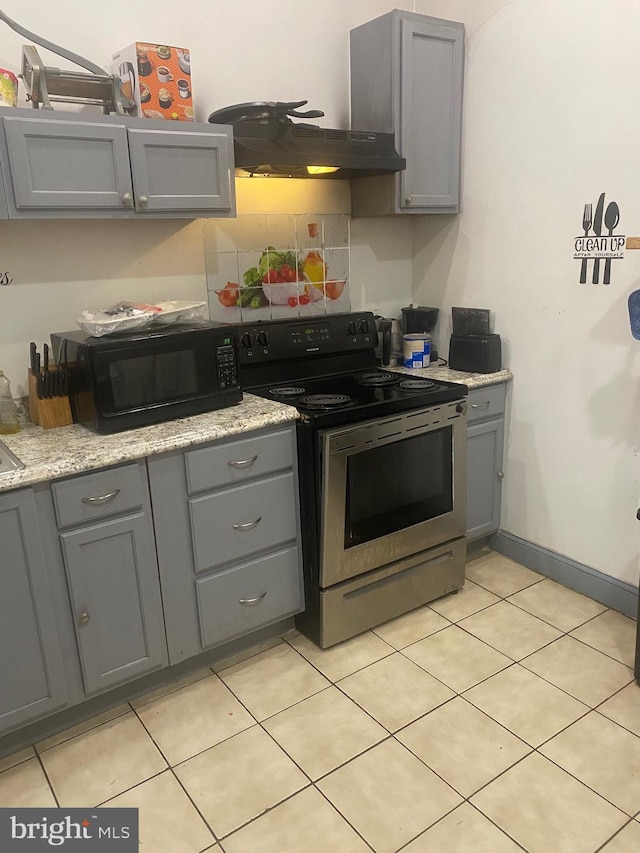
[[112, 42, 193, 121]]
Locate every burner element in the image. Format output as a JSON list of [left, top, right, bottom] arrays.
[[269, 386, 306, 398], [299, 394, 353, 410], [398, 379, 438, 391], [354, 371, 401, 387]]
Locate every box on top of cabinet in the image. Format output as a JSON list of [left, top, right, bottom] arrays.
[[112, 42, 193, 122]]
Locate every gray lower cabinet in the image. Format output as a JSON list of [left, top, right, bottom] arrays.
[[350, 11, 464, 215], [0, 107, 235, 218], [52, 462, 168, 695], [148, 424, 303, 664], [0, 489, 68, 735], [466, 384, 507, 541]]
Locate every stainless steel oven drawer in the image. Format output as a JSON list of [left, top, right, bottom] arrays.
[[318, 537, 466, 648]]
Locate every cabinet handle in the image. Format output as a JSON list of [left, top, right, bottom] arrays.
[[122, 192, 133, 207], [138, 194, 149, 206], [228, 455, 258, 469], [81, 489, 120, 506], [405, 195, 412, 204], [232, 516, 262, 531], [497, 471, 505, 479], [239, 591, 267, 607], [78, 611, 90, 628], [471, 402, 490, 410]]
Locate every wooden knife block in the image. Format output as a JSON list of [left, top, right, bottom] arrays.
[[28, 369, 73, 429]]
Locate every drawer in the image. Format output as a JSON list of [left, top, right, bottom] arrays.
[[52, 463, 144, 528], [189, 471, 297, 571], [196, 546, 302, 649], [185, 427, 294, 493], [467, 383, 506, 423]]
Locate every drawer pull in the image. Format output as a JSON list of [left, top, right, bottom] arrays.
[[471, 402, 490, 410], [78, 611, 90, 628], [228, 455, 258, 469], [232, 516, 262, 531], [239, 591, 267, 607], [81, 489, 121, 507]]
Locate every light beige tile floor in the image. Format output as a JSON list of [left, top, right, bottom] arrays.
[[0, 551, 638, 852]]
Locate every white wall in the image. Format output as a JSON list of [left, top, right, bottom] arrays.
[[0, 0, 415, 391], [413, 0, 640, 586]]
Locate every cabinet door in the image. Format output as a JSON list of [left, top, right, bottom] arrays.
[[127, 125, 235, 214], [60, 513, 167, 695], [399, 17, 464, 212], [466, 418, 505, 541], [2, 115, 134, 216], [0, 489, 68, 734]]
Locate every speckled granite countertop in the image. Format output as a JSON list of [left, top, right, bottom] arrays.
[[389, 365, 513, 388], [0, 368, 512, 494], [0, 394, 298, 494]]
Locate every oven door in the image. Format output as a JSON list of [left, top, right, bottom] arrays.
[[319, 400, 467, 588]]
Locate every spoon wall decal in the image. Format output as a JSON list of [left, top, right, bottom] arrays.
[[603, 201, 620, 285]]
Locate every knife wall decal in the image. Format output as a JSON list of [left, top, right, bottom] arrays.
[[592, 192, 605, 284]]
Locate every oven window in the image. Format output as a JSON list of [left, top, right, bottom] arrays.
[[345, 426, 453, 548]]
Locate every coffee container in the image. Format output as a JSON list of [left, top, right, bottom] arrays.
[[403, 333, 431, 368]]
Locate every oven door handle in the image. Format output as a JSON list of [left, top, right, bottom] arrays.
[[232, 516, 262, 531]]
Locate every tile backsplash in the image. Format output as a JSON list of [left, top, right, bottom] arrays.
[[204, 213, 351, 324]]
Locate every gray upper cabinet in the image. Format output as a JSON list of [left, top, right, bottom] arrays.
[[53, 461, 168, 695], [0, 489, 68, 735], [0, 107, 235, 219], [127, 126, 234, 213], [466, 384, 506, 541], [3, 115, 133, 215], [350, 11, 464, 215]]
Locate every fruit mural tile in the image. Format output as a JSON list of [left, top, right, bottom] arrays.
[[296, 217, 324, 251], [265, 215, 296, 250], [208, 290, 241, 323], [236, 215, 267, 251], [206, 211, 350, 322], [325, 280, 350, 314], [202, 218, 237, 254], [324, 246, 349, 278], [205, 251, 239, 294], [322, 214, 350, 249]]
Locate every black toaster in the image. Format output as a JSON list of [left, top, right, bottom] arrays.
[[449, 333, 501, 374]]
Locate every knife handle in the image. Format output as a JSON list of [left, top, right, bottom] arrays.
[[603, 258, 612, 285], [592, 258, 601, 284], [580, 259, 588, 284]]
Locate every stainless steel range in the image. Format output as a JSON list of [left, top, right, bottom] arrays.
[[237, 311, 468, 648]]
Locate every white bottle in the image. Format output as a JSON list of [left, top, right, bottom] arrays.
[[0, 370, 20, 434]]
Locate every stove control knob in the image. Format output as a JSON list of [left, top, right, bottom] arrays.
[[346, 321, 357, 336], [240, 332, 253, 349], [256, 331, 269, 347], [358, 319, 369, 334], [456, 402, 467, 414]]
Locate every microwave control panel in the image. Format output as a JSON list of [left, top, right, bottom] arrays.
[[215, 339, 239, 389]]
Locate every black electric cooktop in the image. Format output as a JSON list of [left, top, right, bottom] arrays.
[[252, 368, 464, 425], [236, 311, 467, 427]]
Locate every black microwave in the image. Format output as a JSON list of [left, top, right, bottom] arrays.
[[51, 322, 242, 434]]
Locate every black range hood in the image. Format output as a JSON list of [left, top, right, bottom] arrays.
[[208, 100, 406, 179]]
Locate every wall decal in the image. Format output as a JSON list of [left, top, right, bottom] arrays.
[[574, 193, 625, 284], [0, 272, 13, 285]]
